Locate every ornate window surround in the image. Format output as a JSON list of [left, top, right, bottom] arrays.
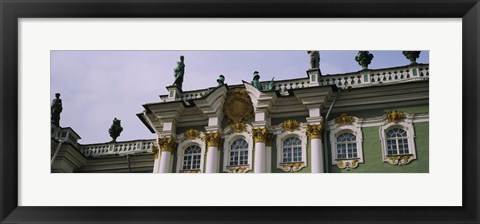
[[274, 123, 308, 172], [328, 115, 364, 169], [176, 133, 206, 173], [379, 119, 417, 165], [222, 124, 254, 173]]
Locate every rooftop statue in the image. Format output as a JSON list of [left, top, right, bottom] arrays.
[[51, 93, 63, 126], [402, 51, 421, 65], [217, 75, 225, 86], [355, 51, 374, 70], [109, 118, 123, 142], [307, 51, 320, 69], [173, 55, 185, 90], [251, 71, 274, 92]]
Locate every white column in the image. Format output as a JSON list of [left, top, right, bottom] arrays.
[[205, 146, 219, 173], [159, 151, 172, 173], [311, 138, 324, 173], [254, 142, 266, 173], [265, 146, 272, 173]]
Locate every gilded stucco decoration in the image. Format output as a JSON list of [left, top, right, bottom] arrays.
[[152, 145, 159, 159], [252, 128, 269, 143], [230, 123, 246, 133], [335, 113, 354, 126], [280, 162, 304, 172], [385, 155, 414, 165], [337, 159, 359, 170], [307, 124, 324, 139], [280, 119, 300, 132], [227, 166, 249, 173], [158, 136, 177, 153], [183, 129, 201, 140], [224, 88, 254, 124], [204, 131, 221, 148], [386, 110, 405, 123], [179, 169, 201, 173]]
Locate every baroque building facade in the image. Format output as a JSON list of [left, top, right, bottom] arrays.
[[51, 54, 429, 173]]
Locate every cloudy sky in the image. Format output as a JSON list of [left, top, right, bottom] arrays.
[[50, 50, 429, 144]]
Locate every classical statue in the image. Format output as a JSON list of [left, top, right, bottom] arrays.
[[51, 93, 63, 126], [251, 71, 262, 90], [402, 51, 421, 64], [173, 55, 185, 89], [109, 118, 123, 142], [307, 51, 320, 69], [355, 51, 374, 70], [251, 71, 274, 92], [217, 75, 225, 86]]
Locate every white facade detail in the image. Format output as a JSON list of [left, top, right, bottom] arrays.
[[176, 137, 206, 173], [222, 125, 254, 173]]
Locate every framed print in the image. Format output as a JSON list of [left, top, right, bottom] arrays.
[[1, 0, 479, 223]]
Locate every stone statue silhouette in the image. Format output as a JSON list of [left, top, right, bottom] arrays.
[[51, 93, 63, 126], [109, 118, 123, 142], [173, 56, 185, 90], [308, 51, 320, 69]]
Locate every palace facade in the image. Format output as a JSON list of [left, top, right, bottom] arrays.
[[51, 53, 429, 173]]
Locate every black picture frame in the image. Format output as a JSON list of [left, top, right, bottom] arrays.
[[1, 0, 479, 223]]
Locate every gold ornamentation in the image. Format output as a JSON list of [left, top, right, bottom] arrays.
[[227, 165, 249, 173], [335, 113, 354, 126], [386, 110, 405, 123], [224, 88, 254, 124], [307, 124, 324, 139], [158, 136, 177, 153], [265, 132, 274, 147], [337, 159, 359, 170], [205, 131, 221, 148], [179, 169, 201, 173], [280, 162, 304, 172], [385, 154, 414, 165], [152, 145, 159, 159], [280, 119, 300, 132], [230, 123, 246, 133], [183, 129, 200, 140], [252, 128, 269, 143]]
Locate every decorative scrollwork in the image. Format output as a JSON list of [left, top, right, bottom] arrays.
[[335, 113, 354, 126], [385, 154, 414, 165], [280, 162, 304, 172], [337, 159, 359, 170], [152, 145, 159, 159], [252, 128, 269, 143], [386, 110, 405, 124], [280, 119, 300, 132], [183, 129, 200, 140], [307, 124, 324, 139], [224, 88, 254, 124], [158, 136, 177, 153], [226, 166, 249, 173], [204, 131, 221, 148]]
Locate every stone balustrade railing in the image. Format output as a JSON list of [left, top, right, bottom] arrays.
[[79, 139, 156, 157], [161, 64, 428, 101]]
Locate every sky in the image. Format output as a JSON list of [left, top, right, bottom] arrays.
[[50, 50, 429, 144]]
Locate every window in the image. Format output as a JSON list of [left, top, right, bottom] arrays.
[[229, 138, 249, 166], [335, 133, 358, 159], [379, 120, 417, 165], [385, 128, 409, 155], [182, 145, 202, 170], [282, 137, 302, 163], [328, 115, 364, 170]]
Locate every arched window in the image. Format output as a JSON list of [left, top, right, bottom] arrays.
[[385, 128, 409, 155], [229, 138, 249, 166], [282, 136, 302, 163], [182, 145, 202, 170], [336, 133, 358, 159]]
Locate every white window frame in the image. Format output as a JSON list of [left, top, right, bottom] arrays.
[[176, 137, 206, 173], [379, 121, 417, 165], [222, 125, 254, 173], [275, 127, 308, 172], [329, 119, 364, 168]]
